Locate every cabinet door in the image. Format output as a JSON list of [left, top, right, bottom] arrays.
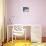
[[31, 25, 42, 43]]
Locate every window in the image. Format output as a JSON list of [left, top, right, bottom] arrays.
[[23, 7, 29, 12]]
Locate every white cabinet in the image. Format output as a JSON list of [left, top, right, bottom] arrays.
[[31, 25, 42, 43]]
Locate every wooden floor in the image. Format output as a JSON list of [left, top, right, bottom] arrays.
[[42, 37, 46, 42], [3, 37, 46, 46], [3, 40, 46, 46], [3, 40, 31, 46]]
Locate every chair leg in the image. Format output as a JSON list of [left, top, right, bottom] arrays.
[[12, 31, 13, 43], [25, 30, 26, 43], [15, 36, 16, 43]]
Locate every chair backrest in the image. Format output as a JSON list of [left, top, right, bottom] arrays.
[[12, 25, 25, 36]]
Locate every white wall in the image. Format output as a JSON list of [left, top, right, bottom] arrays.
[[7, 0, 46, 37], [32, 0, 46, 37]]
